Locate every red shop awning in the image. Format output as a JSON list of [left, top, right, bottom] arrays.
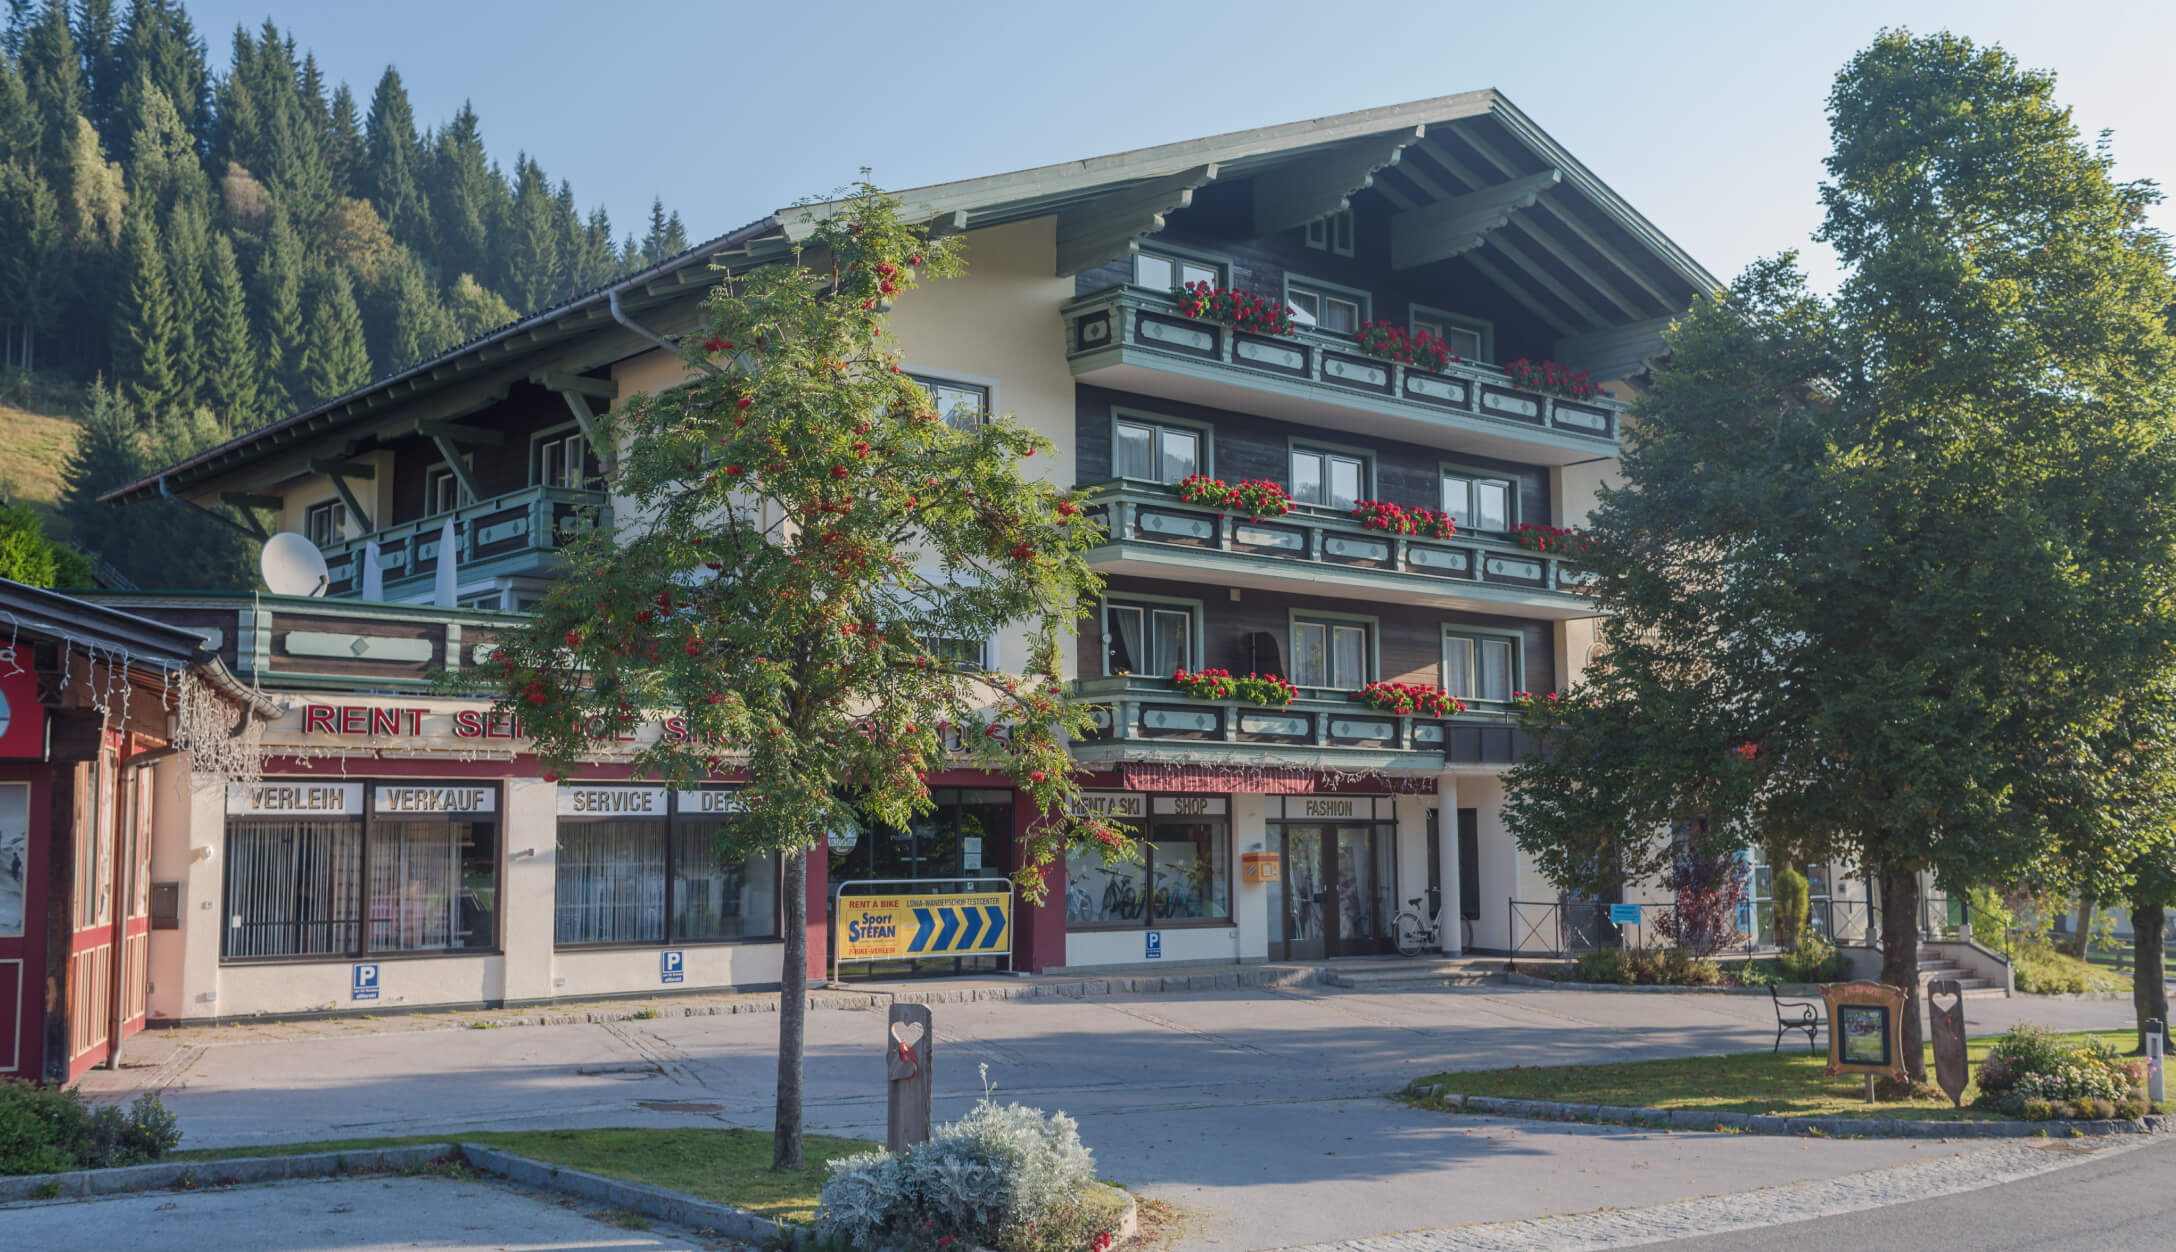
[[1117, 763, 1437, 795]]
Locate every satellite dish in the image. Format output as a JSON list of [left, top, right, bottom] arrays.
[[261, 532, 330, 597]]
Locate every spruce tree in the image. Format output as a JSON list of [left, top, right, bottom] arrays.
[[18, 0, 83, 185], [112, 208, 179, 421], [201, 230, 256, 429], [504, 153, 559, 310], [428, 101, 491, 283], [57, 376, 143, 567], [116, 0, 210, 154], [369, 249, 449, 370], [252, 201, 304, 414], [361, 66, 428, 248], [326, 82, 359, 197], [2, 0, 33, 58], [297, 263, 369, 403], [0, 162, 63, 368], [72, 0, 120, 137], [162, 197, 208, 408], [443, 270, 515, 341], [639, 196, 686, 265]]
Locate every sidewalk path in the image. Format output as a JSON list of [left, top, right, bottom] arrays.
[[74, 983, 2136, 1252]]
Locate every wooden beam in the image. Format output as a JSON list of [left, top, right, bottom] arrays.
[[1503, 214, 1649, 320], [1484, 230, 1611, 329], [306, 458, 375, 479], [1253, 126, 1424, 236], [221, 491, 283, 511], [1463, 251, 1577, 336], [560, 390, 613, 471], [1389, 169, 1560, 270], [428, 435, 484, 503], [534, 372, 618, 399], [416, 420, 505, 446], [323, 471, 375, 535], [1054, 163, 1219, 276]]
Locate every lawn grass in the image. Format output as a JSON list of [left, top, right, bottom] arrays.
[[1406, 1029, 2140, 1123], [2012, 943, 2131, 995], [0, 401, 79, 525], [173, 1127, 879, 1222]]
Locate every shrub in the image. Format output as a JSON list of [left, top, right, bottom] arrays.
[[1657, 947, 1720, 986], [1973, 1026, 2142, 1118], [1651, 854, 1749, 958], [1771, 867, 1810, 951], [1773, 937, 1851, 984], [2011, 942, 2128, 995], [817, 1091, 1098, 1251], [0, 1083, 181, 1175], [1575, 949, 1629, 984]]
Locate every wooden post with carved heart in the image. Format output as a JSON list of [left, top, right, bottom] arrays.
[[886, 1003, 933, 1152]]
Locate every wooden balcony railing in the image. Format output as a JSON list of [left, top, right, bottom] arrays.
[[321, 484, 607, 596], [1070, 674, 1536, 766]]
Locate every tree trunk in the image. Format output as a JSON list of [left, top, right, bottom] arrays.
[[1877, 862, 1926, 1085], [773, 844, 808, 1171], [2068, 897, 2096, 958], [2133, 900, 2168, 1057]]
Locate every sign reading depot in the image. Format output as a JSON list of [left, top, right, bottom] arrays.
[[835, 890, 1012, 963]]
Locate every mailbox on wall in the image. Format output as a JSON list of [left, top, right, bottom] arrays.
[[1241, 852, 1280, 883]]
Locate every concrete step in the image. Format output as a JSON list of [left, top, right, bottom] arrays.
[[1324, 959, 1506, 988]]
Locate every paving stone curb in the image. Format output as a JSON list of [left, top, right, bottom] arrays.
[[0, 1142, 459, 1205], [1409, 1085, 2174, 1139], [457, 1142, 781, 1242], [1505, 971, 1826, 995]]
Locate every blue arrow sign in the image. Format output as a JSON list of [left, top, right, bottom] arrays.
[[982, 904, 1006, 950], [909, 906, 937, 954], [932, 906, 963, 952], [958, 905, 985, 950]]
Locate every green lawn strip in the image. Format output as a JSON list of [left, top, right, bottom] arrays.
[[1405, 1030, 2139, 1123], [171, 1127, 877, 1222]]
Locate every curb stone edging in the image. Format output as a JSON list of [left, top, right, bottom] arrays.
[[457, 1142, 780, 1242], [1412, 1085, 2174, 1139], [1506, 971, 1829, 996], [0, 1143, 460, 1205]]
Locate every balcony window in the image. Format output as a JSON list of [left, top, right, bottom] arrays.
[[1107, 601, 1191, 678], [922, 633, 988, 670], [1412, 309, 1491, 364], [1442, 471, 1513, 533], [1305, 209, 1355, 258], [426, 457, 473, 515], [304, 499, 346, 547], [536, 433, 585, 488], [1290, 447, 1364, 511], [911, 375, 989, 432], [1287, 279, 1366, 335], [1113, 417, 1200, 484], [1133, 249, 1221, 293], [1292, 618, 1368, 691], [1445, 632, 1516, 704]]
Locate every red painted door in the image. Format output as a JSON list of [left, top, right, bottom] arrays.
[[114, 760, 152, 1046], [63, 743, 120, 1079], [0, 767, 41, 1080]]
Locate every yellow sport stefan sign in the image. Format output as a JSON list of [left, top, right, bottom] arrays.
[[835, 891, 1012, 962]]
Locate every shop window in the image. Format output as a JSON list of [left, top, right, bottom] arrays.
[[0, 782, 29, 938], [1106, 601, 1191, 678], [1289, 447, 1365, 511], [1133, 249, 1222, 294], [1292, 618, 1369, 691], [304, 499, 346, 547], [1112, 416, 1201, 484], [1444, 631, 1516, 704], [1441, 470, 1513, 533], [910, 375, 990, 432], [536, 432, 585, 488], [220, 782, 498, 961], [555, 787, 781, 947], [1066, 797, 1228, 928], [831, 789, 1012, 887]]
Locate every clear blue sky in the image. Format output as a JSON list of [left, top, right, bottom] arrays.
[[182, 0, 2176, 292]]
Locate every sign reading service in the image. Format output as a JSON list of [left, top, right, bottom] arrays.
[[557, 785, 667, 817]]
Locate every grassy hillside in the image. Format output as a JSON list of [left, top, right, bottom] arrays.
[[0, 395, 80, 535]]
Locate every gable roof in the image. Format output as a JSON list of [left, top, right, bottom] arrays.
[[105, 89, 1715, 506]]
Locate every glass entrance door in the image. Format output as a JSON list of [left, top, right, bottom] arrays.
[[1331, 824, 1392, 955], [1276, 826, 1327, 960], [1275, 824, 1394, 959]]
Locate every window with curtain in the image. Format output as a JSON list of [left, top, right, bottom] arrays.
[[1412, 313, 1490, 364], [370, 820, 497, 952], [1290, 448, 1364, 510], [670, 822, 779, 942], [222, 816, 364, 958], [1445, 632, 1516, 703], [1292, 619, 1368, 690], [1441, 472, 1513, 532], [1287, 280, 1366, 335], [555, 819, 667, 945], [1113, 418, 1200, 484], [1107, 602, 1191, 677]]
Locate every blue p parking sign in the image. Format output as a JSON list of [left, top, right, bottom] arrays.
[[661, 950, 684, 984], [352, 964, 379, 1001], [1145, 931, 1162, 960]]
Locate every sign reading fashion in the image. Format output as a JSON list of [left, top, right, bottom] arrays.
[[227, 781, 364, 816]]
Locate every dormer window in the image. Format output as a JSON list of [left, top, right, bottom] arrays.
[[1304, 208, 1355, 257]]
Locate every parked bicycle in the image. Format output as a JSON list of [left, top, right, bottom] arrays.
[[1392, 887, 1445, 957]]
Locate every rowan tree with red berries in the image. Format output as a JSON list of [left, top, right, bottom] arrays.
[[480, 186, 1114, 1169]]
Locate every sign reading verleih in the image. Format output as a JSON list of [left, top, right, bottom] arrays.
[[836, 892, 1011, 962]]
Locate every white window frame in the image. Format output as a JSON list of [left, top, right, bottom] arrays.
[[531, 423, 586, 489], [1443, 628, 1521, 705], [303, 498, 347, 547], [1285, 274, 1370, 336], [1111, 409, 1210, 484], [1289, 610, 1376, 692], [1102, 594, 1202, 679], [1440, 464, 1517, 533], [1410, 305, 1494, 364], [907, 368, 998, 433], [425, 454, 474, 516], [1288, 441, 1371, 511], [1303, 208, 1355, 257], [1131, 247, 1224, 294]]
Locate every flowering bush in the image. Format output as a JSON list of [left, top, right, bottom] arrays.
[[1650, 853, 1747, 958], [1349, 680, 1464, 717], [1507, 522, 1593, 555], [1350, 499, 1457, 539], [1176, 281, 1295, 336], [1511, 690, 1565, 714], [1177, 474, 1294, 518], [1352, 320, 1456, 371], [1504, 357, 1600, 399], [817, 1087, 1100, 1250], [1973, 1026, 2147, 1119], [1172, 668, 1298, 707]]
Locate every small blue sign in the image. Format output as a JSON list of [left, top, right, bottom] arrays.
[[351, 964, 379, 1001], [661, 950, 685, 984], [1608, 904, 1643, 926], [1145, 931, 1162, 960]]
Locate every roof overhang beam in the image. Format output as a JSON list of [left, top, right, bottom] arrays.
[[1054, 163, 1220, 277], [1388, 168, 1560, 270], [1252, 125, 1424, 236]]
